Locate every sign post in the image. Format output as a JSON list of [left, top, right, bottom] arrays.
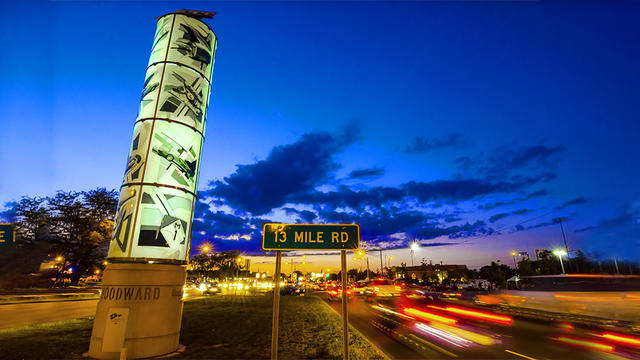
[[341, 250, 349, 360], [262, 223, 360, 360], [271, 250, 282, 360]]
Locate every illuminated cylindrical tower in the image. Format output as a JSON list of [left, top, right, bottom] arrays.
[[89, 10, 217, 359], [109, 10, 216, 263]]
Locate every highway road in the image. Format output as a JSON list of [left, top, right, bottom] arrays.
[[322, 293, 639, 360], [0, 298, 99, 330], [0, 287, 208, 330]]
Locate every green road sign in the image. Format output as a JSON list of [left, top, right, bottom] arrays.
[[262, 223, 360, 251], [0, 224, 15, 246]]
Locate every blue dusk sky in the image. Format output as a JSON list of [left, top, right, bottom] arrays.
[[0, 1, 638, 269]]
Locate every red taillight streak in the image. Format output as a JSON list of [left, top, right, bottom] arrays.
[[403, 307, 457, 325], [443, 306, 513, 324], [601, 333, 640, 347]]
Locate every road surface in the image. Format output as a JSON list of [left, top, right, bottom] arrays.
[[0, 298, 99, 330], [0, 287, 208, 330], [322, 292, 639, 359]]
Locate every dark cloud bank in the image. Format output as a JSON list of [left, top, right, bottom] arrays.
[[191, 129, 575, 254]]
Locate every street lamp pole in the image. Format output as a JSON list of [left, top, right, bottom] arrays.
[[553, 217, 570, 254], [511, 252, 518, 271], [553, 250, 567, 275]]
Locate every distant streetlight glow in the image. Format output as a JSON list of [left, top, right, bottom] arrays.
[[410, 241, 420, 266], [553, 249, 567, 274], [56, 256, 63, 262], [201, 243, 211, 254]]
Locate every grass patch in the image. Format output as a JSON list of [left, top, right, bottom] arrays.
[[0, 317, 94, 359], [0, 295, 385, 359]]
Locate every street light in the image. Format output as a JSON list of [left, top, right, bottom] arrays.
[[56, 256, 63, 262], [201, 244, 211, 254], [553, 249, 567, 275], [511, 251, 518, 271], [410, 242, 420, 266]]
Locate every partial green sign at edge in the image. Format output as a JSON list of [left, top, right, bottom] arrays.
[[262, 223, 360, 251], [0, 223, 15, 246]]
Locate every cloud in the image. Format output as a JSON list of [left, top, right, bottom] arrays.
[[489, 213, 510, 223], [292, 177, 544, 211], [405, 133, 464, 154], [512, 208, 533, 215], [557, 197, 588, 209], [317, 208, 492, 244], [347, 167, 384, 179], [575, 225, 596, 233], [205, 127, 358, 215], [299, 210, 317, 222], [527, 221, 554, 229], [281, 207, 318, 222], [517, 189, 549, 201], [196, 135, 565, 254], [486, 145, 564, 175], [0, 201, 17, 223], [479, 200, 515, 210], [461, 145, 564, 180]]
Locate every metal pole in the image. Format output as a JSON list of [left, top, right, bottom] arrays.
[[341, 250, 349, 360], [512, 255, 517, 271], [271, 251, 282, 360], [366, 257, 370, 280], [614, 257, 620, 274], [411, 249, 414, 266], [558, 255, 565, 275], [559, 221, 569, 254], [379, 249, 384, 278]]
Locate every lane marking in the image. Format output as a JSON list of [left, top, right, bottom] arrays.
[[505, 349, 537, 360]]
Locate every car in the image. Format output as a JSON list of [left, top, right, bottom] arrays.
[[280, 285, 306, 296], [198, 282, 221, 295], [327, 286, 352, 301], [365, 278, 403, 299], [352, 281, 369, 295]]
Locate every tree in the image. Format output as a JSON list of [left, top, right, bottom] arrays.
[[516, 258, 534, 277], [199, 250, 241, 279], [479, 261, 514, 288], [532, 250, 561, 275], [48, 188, 117, 285], [13, 196, 49, 244]]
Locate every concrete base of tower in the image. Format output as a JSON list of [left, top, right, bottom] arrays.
[[87, 263, 186, 359]]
